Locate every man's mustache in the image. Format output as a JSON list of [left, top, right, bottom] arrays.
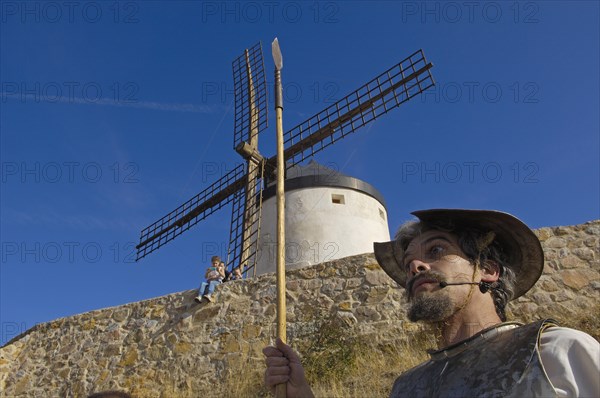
[[406, 271, 447, 298]]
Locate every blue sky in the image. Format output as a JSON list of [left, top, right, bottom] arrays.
[[1, 1, 598, 345]]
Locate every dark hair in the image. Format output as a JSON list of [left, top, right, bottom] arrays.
[[395, 220, 516, 321], [88, 391, 132, 398]]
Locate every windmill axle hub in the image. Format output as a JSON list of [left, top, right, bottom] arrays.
[[235, 141, 265, 165]]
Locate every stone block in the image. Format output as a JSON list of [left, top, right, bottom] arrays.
[[557, 248, 570, 258], [355, 306, 381, 322], [519, 302, 539, 315], [297, 267, 317, 279], [566, 238, 582, 249], [201, 342, 218, 355], [584, 224, 600, 235], [545, 237, 567, 248], [553, 227, 571, 236], [535, 228, 552, 241], [95, 369, 111, 385], [174, 341, 193, 354], [249, 340, 268, 358], [177, 313, 193, 330], [13, 375, 30, 396], [531, 292, 552, 305], [57, 368, 70, 379], [365, 270, 391, 286], [319, 266, 337, 278], [365, 286, 390, 304], [364, 262, 381, 271], [303, 278, 323, 290], [572, 247, 596, 261], [538, 278, 559, 292], [264, 304, 276, 317], [193, 305, 220, 322], [221, 334, 241, 353], [549, 289, 575, 302], [332, 292, 351, 306], [166, 332, 178, 345], [92, 310, 109, 321], [81, 318, 97, 331], [339, 263, 359, 277], [112, 309, 130, 322], [321, 279, 344, 296], [147, 305, 166, 319], [287, 280, 300, 292], [145, 345, 166, 361], [561, 269, 597, 290], [544, 260, 559, 273], [146, 319, 159, 329], [49, 320, 64, 329], [560, 255, 584, 269], [242, 324, 261, 339], [104, 344, 121, 357], [345, 277, 363, 289], [118, 348, 138, 367]]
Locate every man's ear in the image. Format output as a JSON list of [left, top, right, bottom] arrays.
[[480, 260, 500, 283]]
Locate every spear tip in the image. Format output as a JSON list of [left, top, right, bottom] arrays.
[[272, 38, 283, 70]]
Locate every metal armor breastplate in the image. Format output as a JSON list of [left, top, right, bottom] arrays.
[[390, 319, 558, 398]]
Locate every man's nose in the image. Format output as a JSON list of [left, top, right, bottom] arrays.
[[408, 259, 430, 276]]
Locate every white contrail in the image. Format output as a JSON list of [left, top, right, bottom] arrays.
[[1, 92, 217, 113]]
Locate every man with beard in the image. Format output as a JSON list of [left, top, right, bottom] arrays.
[[263, 209, 599, 397]]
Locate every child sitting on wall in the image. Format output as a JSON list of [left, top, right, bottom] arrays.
[[195, 256, 225, 303]]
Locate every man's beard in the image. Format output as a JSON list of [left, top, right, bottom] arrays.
[[406, 271, 454, 322], [407, 292, 454, 322]]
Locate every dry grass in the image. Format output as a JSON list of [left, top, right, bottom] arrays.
[[220, 314, 436, 398], [309, 339, 431, 398], [220, 354, 270, 398], [220, 341, 431, 398], [220, 303, 599, 398], [558, 303, 600, 341], [300, 314, 434, 397]]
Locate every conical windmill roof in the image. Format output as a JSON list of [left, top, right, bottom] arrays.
[[285, 160, 349, 179], [262, 160, 386, 208]]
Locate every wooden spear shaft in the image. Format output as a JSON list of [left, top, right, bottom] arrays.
[[275, 80, 286, 341], [272, 38, 287, 398]]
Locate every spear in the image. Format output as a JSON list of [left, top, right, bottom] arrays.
[[272, 37, 287, 398]]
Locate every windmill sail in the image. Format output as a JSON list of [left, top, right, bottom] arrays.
[[228, 41, 269, 276], [232, 42, 268, 149], [136, 163, 247, 260], [225, 161, 265, 276], [271, 49, 434, 169]]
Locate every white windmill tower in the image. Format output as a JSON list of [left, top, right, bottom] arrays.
[[255, 160, 390, 275]]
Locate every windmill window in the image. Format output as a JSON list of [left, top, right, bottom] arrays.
[[379, 208, 386, 220], [331, 194, 345, 205]]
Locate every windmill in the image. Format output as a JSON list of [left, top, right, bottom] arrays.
[[135, 42, 435, 278]]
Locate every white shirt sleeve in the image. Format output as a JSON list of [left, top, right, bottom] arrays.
[[539, 327, 600, 398]]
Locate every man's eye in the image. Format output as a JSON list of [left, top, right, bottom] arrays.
[[430, 245, 444, 257]]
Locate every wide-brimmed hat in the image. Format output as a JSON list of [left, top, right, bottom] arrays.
[[373, 209, 544, 300]]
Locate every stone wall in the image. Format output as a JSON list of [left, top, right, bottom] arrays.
[[1, 220, 598, 398]]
